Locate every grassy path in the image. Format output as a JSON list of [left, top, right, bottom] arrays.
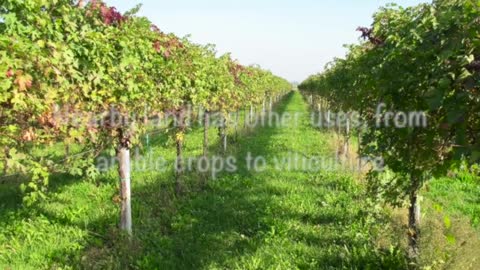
[[0, 92, 405, 269], [139, 92, 404, 269]]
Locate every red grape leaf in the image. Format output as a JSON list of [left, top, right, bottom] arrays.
[[14, 72, 33, 91]]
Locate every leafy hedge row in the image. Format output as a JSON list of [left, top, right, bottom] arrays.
[[0, 0, 291, 202], [299, 0, 479, 258]]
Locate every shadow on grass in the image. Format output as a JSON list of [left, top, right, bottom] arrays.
[[0, 172, 84, 226]]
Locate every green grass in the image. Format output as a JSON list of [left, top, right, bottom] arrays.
[[426, 176, 480, 228], [0, 92, 421, 269], [415, 174, 480, 269]]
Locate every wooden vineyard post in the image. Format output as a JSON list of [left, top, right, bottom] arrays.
[[234, 110, 239, 139], [244, 107, 248, 128], [175, 109, 186, 195], [117, 129, 132, 235], [219, 114, 227, 154], [175, 134, 183, 194], [199, 110, 210, 186], [408, 176, 422, 260], [357, 109, 364, 157], [344, 116, 350, 160], [249, 105, 254, 129], [326, 110, 331, 130], [203, 110, 209, 158], [198, 106, 203, 126]]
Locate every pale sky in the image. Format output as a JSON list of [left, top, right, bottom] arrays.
[[105, 0, 427, 82]]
